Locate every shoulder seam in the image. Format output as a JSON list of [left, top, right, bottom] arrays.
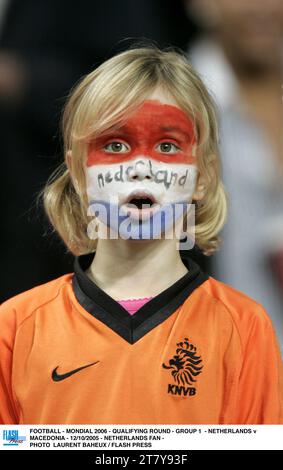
[[15, 279, 72, 331], [11, 279, 72, 422], [199, 282, 244, 355], [199, 282, 245, 423]]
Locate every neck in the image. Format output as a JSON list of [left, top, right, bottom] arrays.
[[220, 45, 282, 86], [86, 238, 188, 300], [213, 34, 282, 87], [233, 63, 281, 89]]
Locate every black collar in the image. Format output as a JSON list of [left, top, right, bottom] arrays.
[[72, 252, 208, 344]]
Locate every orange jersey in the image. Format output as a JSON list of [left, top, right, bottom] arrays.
[[0, 252, 282, 424]]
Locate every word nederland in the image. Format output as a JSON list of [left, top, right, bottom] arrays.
[[97, 162, 190, 190]]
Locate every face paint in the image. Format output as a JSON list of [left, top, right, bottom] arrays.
[[87, 100, 196, 166], [85, 100, 198, 240]]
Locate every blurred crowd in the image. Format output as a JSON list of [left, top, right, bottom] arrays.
[[0, 0, 282, 350], [187, 0, 283, 352]]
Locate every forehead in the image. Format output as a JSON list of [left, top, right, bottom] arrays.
[[86, 100, 197, 166], [116, 100, 193, 131], [101, 100, 196, 142]]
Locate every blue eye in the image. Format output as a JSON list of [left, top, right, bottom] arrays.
[[104, 141, 129, 153], [156, 142, 180, 154]]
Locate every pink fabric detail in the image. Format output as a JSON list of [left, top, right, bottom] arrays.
[[117, 297, 154, 315]]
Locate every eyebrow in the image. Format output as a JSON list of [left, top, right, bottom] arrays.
[[100, 124, 193, 139], [159, 125, 191, 136]]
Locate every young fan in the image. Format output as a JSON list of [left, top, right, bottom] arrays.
[[0, 47, 282, 424]]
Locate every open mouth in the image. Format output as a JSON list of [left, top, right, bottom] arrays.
[[122, 192, 160, 219], [127, 197, 155, 209]]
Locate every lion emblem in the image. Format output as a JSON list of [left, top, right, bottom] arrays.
[[162, 337, 203, 385]]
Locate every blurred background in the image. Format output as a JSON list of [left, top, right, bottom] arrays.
[[0, 0, 282, 352]]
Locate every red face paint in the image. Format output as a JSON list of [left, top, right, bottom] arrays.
[[87, 100, 197, 167]]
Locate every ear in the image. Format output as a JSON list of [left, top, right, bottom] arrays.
[[193, 172, 207, 202], [65, 150, 79, 193], [66, 150, 73, 173]]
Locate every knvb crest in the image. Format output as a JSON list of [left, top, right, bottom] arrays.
[[162, 337, 203, 397]]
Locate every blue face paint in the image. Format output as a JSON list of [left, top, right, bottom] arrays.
[[88, 200, 189, 240]]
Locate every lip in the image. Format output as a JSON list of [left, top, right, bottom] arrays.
[[121, 190, 160, 220], [124, 190, 157, 206]]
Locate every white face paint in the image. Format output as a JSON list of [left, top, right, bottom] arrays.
[[86, 156, 197, 212], [85, 100, 198, 240]]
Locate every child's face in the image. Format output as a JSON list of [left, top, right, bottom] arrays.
[[85, 88, 199, 240]]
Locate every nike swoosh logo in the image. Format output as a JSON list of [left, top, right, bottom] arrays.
[[52, 361, 99, 382]]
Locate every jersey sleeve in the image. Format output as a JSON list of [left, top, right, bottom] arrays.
[[0, 303, 20, 424], [233, 306, 283, 424]]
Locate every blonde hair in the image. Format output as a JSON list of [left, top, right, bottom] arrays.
[[43, 44, 228, 256]]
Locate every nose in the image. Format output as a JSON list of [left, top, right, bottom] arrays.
[[127, 159, 153, 182]]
